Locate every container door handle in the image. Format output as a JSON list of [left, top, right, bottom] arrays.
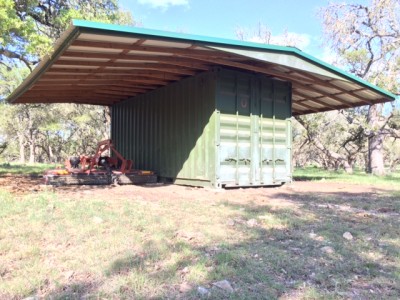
[[239, 158, 251, 165], [225, 157, 237, 163]]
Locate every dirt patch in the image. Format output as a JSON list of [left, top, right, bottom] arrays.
[[0, 175, 44, 195], [1, 176, 396, 202]]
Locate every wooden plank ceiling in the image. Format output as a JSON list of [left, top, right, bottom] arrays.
[[13, 30, 394, 116]]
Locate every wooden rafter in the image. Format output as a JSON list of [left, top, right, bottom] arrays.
[[59, 52, 211, 70], [41, 73, 180, 81], [71, 40, 238, 59], [47, 68, 182, 80], [38, 78, 169, 85], [292, 89, 339, 110], [54, 60, 197, 75], [295, 72, 373, 105]]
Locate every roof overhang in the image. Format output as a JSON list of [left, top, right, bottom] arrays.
[[7, 20, 397, 116]]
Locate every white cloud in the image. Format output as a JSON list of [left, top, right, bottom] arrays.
[[138, 0, 189, 9], [318, 47, 339, 65], [245, 31, 311, 51], [270, 32, 311, 50]]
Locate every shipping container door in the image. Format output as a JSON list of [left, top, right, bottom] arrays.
[[217, 70, 291, 187], [218, 73, 254, 186], [259, 79, 292, 184]]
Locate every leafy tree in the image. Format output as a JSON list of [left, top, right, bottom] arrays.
[[319, 0, 400, 175], [1, 0, 134, 68], [0, 0, 134, 163]]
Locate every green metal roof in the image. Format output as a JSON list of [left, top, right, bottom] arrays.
[[8, 19, 397, 115]]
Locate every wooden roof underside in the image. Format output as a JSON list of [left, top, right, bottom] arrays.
[[12, 30, 394, 116]]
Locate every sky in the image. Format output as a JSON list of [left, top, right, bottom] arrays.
[[119, 0, 334, 61]]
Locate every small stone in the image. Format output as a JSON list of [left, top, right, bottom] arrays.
[[64, 270, 74, 280], [226, 219, 235, 226], [197, 286, 210, 297], [92, 216, 103, 224], [309, 232, 317, 238], [343, 232, 353, 240], [246, 219, 258, 227], [39, 184, 55, 191], [212, 279, 234, 293], [181, 266, 189, 274], [179, 282, 192, 293], [377, 207, 392, 213], [321, 246, 335, 254]]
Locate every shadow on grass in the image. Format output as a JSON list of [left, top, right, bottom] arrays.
[[43, 189, 400, 299], [43, 281, 100, 300], [0, 163, 53, 176], [293, 175, 339, 181]]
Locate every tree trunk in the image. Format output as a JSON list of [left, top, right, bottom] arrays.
[[18, 133, 25, 163], [103, 106, 111, 140], [29, 142, 35, 164], [367, 105, 385, 175], [48, 144, 54, 163], [343, 160, 353, 174], [368, 134, 385, 175]]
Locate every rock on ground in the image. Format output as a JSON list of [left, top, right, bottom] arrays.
[[343, 231, 353, 240], [212, 279, 234, 293]]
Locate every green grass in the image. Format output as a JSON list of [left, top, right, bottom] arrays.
[[0, 162, 57, 176], [294, 166, 400, 186], [0, 182, 399, 299]]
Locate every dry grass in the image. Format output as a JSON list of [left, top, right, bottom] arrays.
[[0, 181, 399, 299]]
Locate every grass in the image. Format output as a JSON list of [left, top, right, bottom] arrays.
[[293, 166, 400, 186], [0, 172, 399, 299], [0, 162, 57, 176]]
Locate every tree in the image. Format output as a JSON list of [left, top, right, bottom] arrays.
[[0, 0, 134, 163], [293, 111, 368, 173], [320, 0, 400, 175], [1, 0, 134, 69], [235, 22, 310, 49]]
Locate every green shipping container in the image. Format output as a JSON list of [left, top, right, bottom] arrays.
[[111, 67, 292, 188]]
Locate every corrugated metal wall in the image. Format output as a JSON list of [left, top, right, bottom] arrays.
[[215, 68, 292, 186], [112, 71, 217, 185], [112, 67, 292, 188]]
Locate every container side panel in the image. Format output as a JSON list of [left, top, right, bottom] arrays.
[[111, 71, 216, 184]]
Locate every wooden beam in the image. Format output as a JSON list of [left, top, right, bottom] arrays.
[[46, 68, 182, 80], [53, 60, 198, 75], [108, 84, 158, 90], [292, 84, 352, 108], [291, 100, 320, 113], [25, 91, 114, 100], [42, 72, 181, 81], [95, 90, 138, 98], [179, 54, 319, 86], [17, 96, 116, 105], [40, 74, 174, 84], [30, 85, 96, 91], [60, 52, 211, 69], [293, 89, 339, 110], [71, 40, 237, 59], [38, 78, 169, 85], [292, 72, 373, 105], [30, 85, 148, 94], [95, 90, 139, 96]]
